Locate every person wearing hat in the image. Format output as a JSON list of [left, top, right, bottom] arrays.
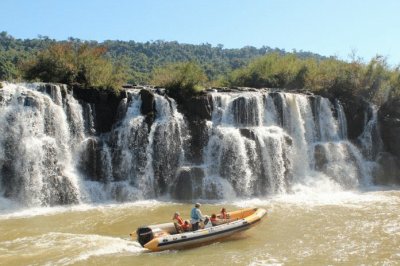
[[190, 203, 205, 231], [172, 212, 190, 233]]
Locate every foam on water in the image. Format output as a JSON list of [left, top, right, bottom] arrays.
[[249, 257, 285, 266], [0, 232, 144, 266], [230, 188, 400, 209], [0, 200, 174, 220]]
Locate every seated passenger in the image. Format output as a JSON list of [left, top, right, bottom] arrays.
[[172, 212, 190, 233], [183, 220, 191, 231], [210, 213, 218, 226], [218, 207, 230, 220]]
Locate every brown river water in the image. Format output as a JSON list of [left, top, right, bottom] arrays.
[[1, 189, 399, 266]]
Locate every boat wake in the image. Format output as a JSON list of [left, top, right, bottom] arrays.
[[0, 232, 144, 266]]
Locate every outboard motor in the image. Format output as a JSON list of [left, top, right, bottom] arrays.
[[136, 227, 154, 247]]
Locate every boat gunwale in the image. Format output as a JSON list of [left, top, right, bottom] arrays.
[[151, 208, 266, 249], [157, 216, 261, 247]]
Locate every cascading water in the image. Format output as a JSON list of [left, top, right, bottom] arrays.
[[197, 91, 373, 199], [0, 83, 84, 206], [0, 83, 382, 206], [80, 90, 188, 201]]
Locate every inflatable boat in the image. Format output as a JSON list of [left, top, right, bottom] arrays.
[[131, 207, 267, 252]]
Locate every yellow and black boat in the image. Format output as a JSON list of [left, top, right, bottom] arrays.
[[131, 207, 267, 252]]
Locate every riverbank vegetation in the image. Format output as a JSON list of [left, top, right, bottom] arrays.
[[1, 32, 400, 105], [151, 61, 207, 100], [23, 43, 127, 90], [227, 53, 400, 104]]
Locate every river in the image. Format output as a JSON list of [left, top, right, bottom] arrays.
[[1, 189, 399, 265], [1, 84, 399, 265]]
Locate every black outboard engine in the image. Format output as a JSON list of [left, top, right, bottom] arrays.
[[136, 227, 154, 247]]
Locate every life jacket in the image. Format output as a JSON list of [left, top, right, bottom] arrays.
[[176, 216, 184, 226], [175, 216, 190, 230]]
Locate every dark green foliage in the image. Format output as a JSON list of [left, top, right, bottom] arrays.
[[0, 51, 20, 80], [1, 32, 400, 105]]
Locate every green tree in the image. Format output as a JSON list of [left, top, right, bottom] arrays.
[[0, 51, 20, 80]]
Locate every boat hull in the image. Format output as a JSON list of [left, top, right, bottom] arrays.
[[142, 207, 266, 252]]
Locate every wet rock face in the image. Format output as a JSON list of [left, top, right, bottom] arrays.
[[45, 175, 80, 206], [139, 89, 155, 115], [338, 97, 369, 140], [316, 90, 369, 141], [375, 152, 400, 185], [139, 89, 155, 129], [172, 167, 205, 200], [72, 85, 126, 134], [78, 137, 106, 182], [176, 94, 213, 164], [378, 98, 400, 158], [180, 94, 213, 121], [232, 96, 261, 126], [314, 144, 328, 171], [185, 119, 209, 164], [240, 128, 257, 140]]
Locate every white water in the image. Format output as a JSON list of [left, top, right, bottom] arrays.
[[0, 84, 387, 207], [0, 83, 84, 206], [199, 91, 375, 198], [0, 83, 397, 266]]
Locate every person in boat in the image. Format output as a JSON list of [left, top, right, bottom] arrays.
[[218, 207, 230, 220], [172, 212, 190, 233], [190, 202, 205, 231], [210, 213, 218, 226]]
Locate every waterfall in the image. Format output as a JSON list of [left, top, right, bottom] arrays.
[[0, 83, 84, 206], [0, 83, 382, 206], [198, 91, 373, 199], [81, 90, 188, 201]]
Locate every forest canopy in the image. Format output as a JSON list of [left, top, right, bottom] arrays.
[[1, 32, 400, 104]]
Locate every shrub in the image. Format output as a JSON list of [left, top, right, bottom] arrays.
[[151, 61, 207, 99], [229, 53, 308, 89], [229, 53, 399, 104], [23, 43, 127, 90]]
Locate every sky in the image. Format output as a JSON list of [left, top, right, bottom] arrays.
[[1, 0, 399, 65]]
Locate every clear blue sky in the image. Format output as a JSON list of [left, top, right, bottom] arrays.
[[1, 0, 399, 65]]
